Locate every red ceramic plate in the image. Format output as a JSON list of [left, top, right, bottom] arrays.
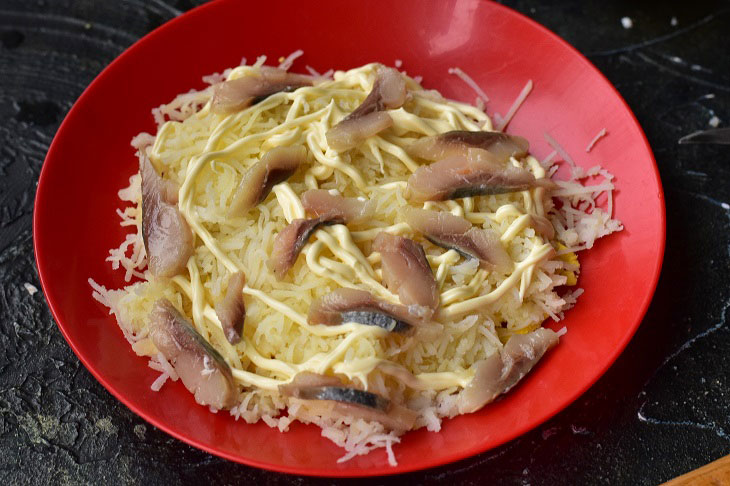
[[34, 0, 665, 477]]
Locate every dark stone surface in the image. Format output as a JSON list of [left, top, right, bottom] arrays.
[[1, 0, 729, 484]]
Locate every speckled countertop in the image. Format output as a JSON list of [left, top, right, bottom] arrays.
[[1, 1, 729, 484]]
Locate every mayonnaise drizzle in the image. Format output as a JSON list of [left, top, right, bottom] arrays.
[[152, 63, 557, 394]]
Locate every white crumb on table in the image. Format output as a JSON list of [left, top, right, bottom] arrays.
[[621, 17, 633, 29], [709, 116, 720, 128], [23, 283, 38, 296]]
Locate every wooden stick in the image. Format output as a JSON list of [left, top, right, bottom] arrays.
[[662, 454, 730, 485]]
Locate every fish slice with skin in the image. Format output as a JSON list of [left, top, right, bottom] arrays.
[[279, 371, 417, 431], [301, 189, 374, 223], [373, 232, 439, 314], [214, 271, 246, 344], [457, 327, 559, 414], [405, 208, 512, 272], [268, 214, 344, 280], [307, 287, 425, 332], [270, 190, 376, 280], [211, 66, 314, 114], [406, 130, 553, 202], [140, 156, 194, 278], [228, 145, 306, 216], [326, 66, 407, 151], [407, 152, 554, 202], [407, 130, 529, 161], [149, 299, 236, 410]]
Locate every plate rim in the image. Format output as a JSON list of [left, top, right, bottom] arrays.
[[33, 0, 666, 477]]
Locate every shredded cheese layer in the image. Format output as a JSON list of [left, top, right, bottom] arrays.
[[115, 62, 577, 415]]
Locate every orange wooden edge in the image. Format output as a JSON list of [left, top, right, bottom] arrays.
[[662, 454, 730, 485]]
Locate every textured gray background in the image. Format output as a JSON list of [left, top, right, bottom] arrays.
[[2, 0, 730, 484]]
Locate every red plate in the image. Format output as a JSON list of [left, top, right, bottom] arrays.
[[34, 0, 665, 477]]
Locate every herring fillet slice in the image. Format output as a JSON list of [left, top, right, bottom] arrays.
[[149, 299, 236, 410], [407, 153, 554, 202], [268, 214, 344, 279], [407, 130, 529, 162], [279, 372, 417, 431], [301, 189, 374, 223], [214, 271, 246, 344], [373, 232, 439, 312], [307, 287, 423, 332], [211, 66, 313, 114], [140, 156, 194, 278], [326, 66, 407, 151], [458, 327, 559, 414], [405, 208, 512, 272], [228, 145, 305, 215]]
